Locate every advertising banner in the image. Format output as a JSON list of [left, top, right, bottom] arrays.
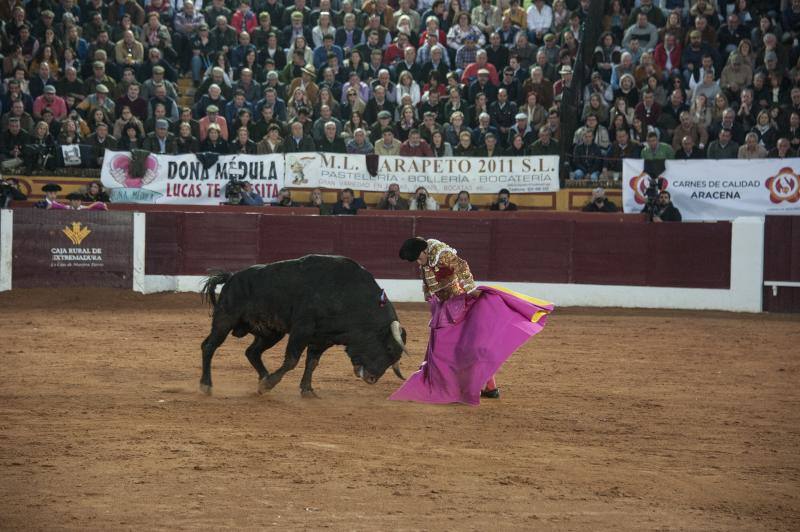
[[101, 151, 559, 204], [11, 210, 133, 288], [101, 151, 285, 205], [622, 159, 800, 221], [285, 153, 560, 194]]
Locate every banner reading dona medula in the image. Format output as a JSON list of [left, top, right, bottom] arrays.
[[100, 151, 285, 204], [622, 158, 800, 221], [285, 153, 560, 194]]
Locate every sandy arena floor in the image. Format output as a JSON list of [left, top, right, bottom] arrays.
[[0, 289, 798, 531]]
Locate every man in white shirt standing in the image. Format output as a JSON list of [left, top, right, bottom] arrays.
[[526, 0, 552, 45]]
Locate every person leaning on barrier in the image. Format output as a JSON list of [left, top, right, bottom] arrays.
[[82, 181, 110, 203], [642, 190, 682, 222], [308, 187, 332, 215], [452, 190, 479, 211], [582, 187, 618, 213], [332, 188, 367, 215], [490, 188, 518, 211], [378, 183, 410, 210], [274, 187, 298, 207]]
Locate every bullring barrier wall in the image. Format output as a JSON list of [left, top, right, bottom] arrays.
[[0, 208, 763, 312]]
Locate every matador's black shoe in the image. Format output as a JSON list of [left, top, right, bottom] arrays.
[[480, 388, 500, 399]]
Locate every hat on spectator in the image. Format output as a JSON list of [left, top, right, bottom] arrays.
[[591, 187, 606, 201], [96, 84, 109, 93], [544, 33, 555, 42], [42, 183, 62, 192], [66, 192, 83, 201], [478, 68, 489, 75], [515, 112, 527, 120], [207, 104, 219, 113], [765, 51, 778, 62], [559, 65, 573, 75], [377, 110, 392, 119], [156, 119, 169, 129], [44, 85, 56, 94], [464, 34, 476, 42], [302, 65, 316, 77]]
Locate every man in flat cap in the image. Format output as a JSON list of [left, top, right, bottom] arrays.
[[143, 119, 178, 153]]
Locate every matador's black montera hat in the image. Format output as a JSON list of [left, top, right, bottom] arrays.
[[399, 237, 427, 261]]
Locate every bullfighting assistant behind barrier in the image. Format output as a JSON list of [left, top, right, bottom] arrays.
[[391, 237, 554, 406]]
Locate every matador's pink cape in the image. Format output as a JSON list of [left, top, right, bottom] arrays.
[[389, 285, 554, 406]]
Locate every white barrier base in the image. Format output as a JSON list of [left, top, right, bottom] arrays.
[[0, 209, 12, 292], [141, 217, 767, 313]]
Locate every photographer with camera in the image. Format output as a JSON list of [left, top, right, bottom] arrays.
[[0, 177, 28, 208], [490, 188, 518, 211], [408, 186, 439, 211], [642, 189, 682, 222], [377, 183, 410, 210], [582, 187, 618, 213]]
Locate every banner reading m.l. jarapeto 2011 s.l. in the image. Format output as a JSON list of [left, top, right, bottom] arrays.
[[285, 153, 560, 194]]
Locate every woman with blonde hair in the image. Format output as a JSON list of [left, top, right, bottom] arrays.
[[709, 91, 729, 123], [395, 70, 421, 107], [341, 88, 367, 122], [396, 104, 417, 142], [689, 93, 712, 130], [287, 35, 313, 66], [751, 109, 778, 151], [286, 86, 311, 121]]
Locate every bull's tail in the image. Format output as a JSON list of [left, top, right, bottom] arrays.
[[201, 270, 233, 308]]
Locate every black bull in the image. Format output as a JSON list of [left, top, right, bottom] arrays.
[[199, 255, 410, 397]]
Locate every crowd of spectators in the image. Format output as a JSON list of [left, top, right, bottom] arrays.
[[0, 0, 797, 181]]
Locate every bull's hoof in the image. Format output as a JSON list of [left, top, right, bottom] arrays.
[[300, 389, 320, 399], [199, 383, 212, 395], [258, 375, 279, 394]]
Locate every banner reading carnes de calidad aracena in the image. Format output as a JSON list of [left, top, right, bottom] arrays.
[[622, 158, 800, 221], [102, 151, 559, 203]]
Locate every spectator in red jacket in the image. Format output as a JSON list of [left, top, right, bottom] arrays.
[[653, 32, 682, 82], [399, 129, 434, 156]]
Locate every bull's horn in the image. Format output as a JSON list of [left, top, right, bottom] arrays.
[[390, 320, 410, 356], [392, 362, 406, 380]]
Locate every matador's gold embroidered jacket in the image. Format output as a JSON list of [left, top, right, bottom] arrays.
[[421, 239, 477, 301]]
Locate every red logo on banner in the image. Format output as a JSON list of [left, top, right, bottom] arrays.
[[765, 167, 800, 204], [629, 172, 669, 205], [108, 153, 159, 188]]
